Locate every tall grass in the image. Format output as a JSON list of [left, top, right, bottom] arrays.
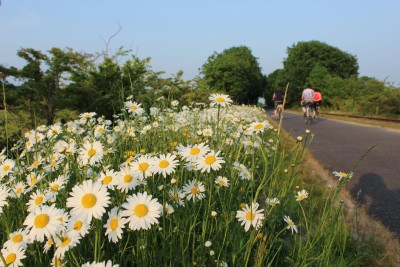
[[0, 94, 384, 266]]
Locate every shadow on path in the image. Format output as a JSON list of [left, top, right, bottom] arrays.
[[351, 172, 400, 238]]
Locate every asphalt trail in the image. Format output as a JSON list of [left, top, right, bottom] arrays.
[[272, 110, 400, 238]]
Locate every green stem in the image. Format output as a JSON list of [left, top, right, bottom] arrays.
[[1, 77, 9, 155]]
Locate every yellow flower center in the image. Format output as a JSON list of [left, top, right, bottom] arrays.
[[16, 188, 23, 194], [103, 175, 112, 185], [35, 196, 43, 205], [5, 253, 16, 264], [130, 105, 138, 110], [159, 160, 169, 169], [124, 174, 133, 183], [74, 221, 83, 230], [216, 97, 225, 103], [61, 237, 71, 247], [110, 218, 119, 230], [138, 162, 149, 172], [246, 211, 255, 221], [12, 234, 23, 243], [88, 148, 96, 157], [205, 155, 216, 165], [81, 193, 97, 208], [32, 161, 40, 167], [51, 184, 60, 192], [34, 214, 50, 228], [97, 128, 104, 133], [218, 180, 226, 186], [3, 166, 10, 172], [190, 147, 200, 156], [31, 177, 37, 184], [288, 220, 294, 227], [254, 123, 264, 130], [173, 193, 179, 201], [50, 161, 57, 167], [191, 187, 198, 195], [35, 135, 41, 140], [134, 204, 148, 218]]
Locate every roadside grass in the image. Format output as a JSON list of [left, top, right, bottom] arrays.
[[269, 113, 400, 266]]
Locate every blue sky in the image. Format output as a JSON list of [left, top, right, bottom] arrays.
[[1, 0, 400, 86]]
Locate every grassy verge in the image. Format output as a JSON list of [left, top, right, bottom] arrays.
[[269, 112, 400, 266]]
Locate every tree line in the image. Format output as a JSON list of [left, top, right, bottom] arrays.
[[1, 41, 399, 146]]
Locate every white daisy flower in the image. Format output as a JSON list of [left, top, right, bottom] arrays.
[[121, 192, 162, 231], [248, 121, 270, 133], [183, 180, 206, 202], [23, 204, 65, 242], [81, 260, 119, 267], [215, 176, 229, 187], [295, 189, 308, 202], [0, 243, 26, 267], [0, 186, 10, 213], [168, 188, 186, 207], [104, 207, 127, 243], [27, 190, 46, 212], [67, 216, 90, 237], [54, 231, 81, 258], [209, 93, 233, 107], [153, 153, 179, 178], [129, 154, 155, 180], [196, 150, 225, 173], [0, 159, 15, 178], [266, 197, 280, 207], [124, 100, 144, 116], [177, 143, 210, 162], [236, 202, 265, 232], [4, 229, 31, 249], [66, 180, 111, 223], [116, 167, 139, 193], [284, 215, 298, 233], [99, 169, 118, 189], [78, 140, 105, 166]]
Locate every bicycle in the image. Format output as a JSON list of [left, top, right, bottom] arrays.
[[274, 102, 283, 120], [303, 102, 314, 125], [314, 103, 321, 119]]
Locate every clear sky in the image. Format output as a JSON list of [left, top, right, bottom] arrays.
[[1, 0, 400, 86]]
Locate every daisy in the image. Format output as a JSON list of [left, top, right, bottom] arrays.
[[196, 150, 224, 173], [78, 140, 105, 166], [98, 169, 117, 189], [332, 171, 353, 181], [168, 188, 185, 207], [177, 143, 210, 162], [26, 173, 44, 188], [67, 216, 90, 237], [209, 93, 233, 107], [236, 202, 265, 232], [184, 162, 198, 172], [266, 197, 280, 207], [4, 229, 31, 249], [295, 189, 309, 202], [116, 167, 139, 193], [81, 260, 119, 267], [0, 243, 26, 267], [183, 180, 206, 201], [28, 155, 43, 170], [94, 124, 107, 137], [239, 169, 252, 180], [284, 215, 298, 233], [49, 174, 68, 194], [54, 230, 81, 258], [0, 159, 15, 178], [129, 154, 155, 180], [23, 204, 65, 242], [161, 203, 175, 215], [46, 123, 63, 138], [153, 153, 179, 178], [0, 185, 10, 214], [27, 190, 46, 212], [124, 100, 144, 115], [66, 180, 111, 223], [121, 191, 162, 231], [215, 176, 229, 187], [104, 207, 127, 243], [202, 128, 213, 137], [248, 121, 270, 133], [11, 182, 26, 198]]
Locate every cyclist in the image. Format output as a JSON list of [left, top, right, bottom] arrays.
[[272, 84, 284, 117], [301, 84, 314, 118], [313, 88, 322, 118]]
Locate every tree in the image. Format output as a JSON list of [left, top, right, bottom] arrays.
[[200, 46, 264, 104], [282, 40, 359, 103], [0, 48, 92, 125]]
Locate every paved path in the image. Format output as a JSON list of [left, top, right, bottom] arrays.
[[273, 111, 400, 238]]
